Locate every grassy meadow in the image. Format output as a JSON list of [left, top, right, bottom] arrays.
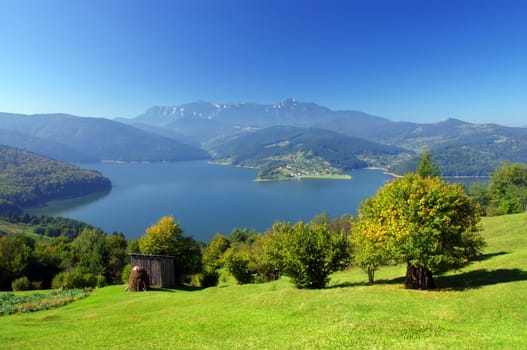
[[1, 213, 526, 349]]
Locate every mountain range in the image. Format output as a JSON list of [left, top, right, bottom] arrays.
[[1, 99, 526, 177], [128, 99, 527, 177]]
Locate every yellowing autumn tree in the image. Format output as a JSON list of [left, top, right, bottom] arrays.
[[138, 216, 202, 282], [354, 173, 485, 289]]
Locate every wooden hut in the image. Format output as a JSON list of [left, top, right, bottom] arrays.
[[129, 253, 177, 288]]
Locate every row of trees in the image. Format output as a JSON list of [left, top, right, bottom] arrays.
[[469, 162, 527, 215], [0, 229, 129, 291]]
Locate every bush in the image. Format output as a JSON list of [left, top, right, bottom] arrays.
[[31, 281, 42, 290], [266, 222, 351, 289], [121, 264, 131, 284], [51, 270, 98, 289], [11, 276, 32, 291], [199, 267, 220, 288], [223, 248, 254, 284]]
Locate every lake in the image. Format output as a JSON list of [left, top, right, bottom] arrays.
[[28, 161, 403, 241]]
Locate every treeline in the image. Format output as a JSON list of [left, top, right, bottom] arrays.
[[0, 228, 129, 291], [389, 138, 527, 177], [0, 145, 111, 209], [5, 214, 99, 241], [468, 162, 527, 215]]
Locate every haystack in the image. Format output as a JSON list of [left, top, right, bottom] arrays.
[[127, 266, 150, 292]]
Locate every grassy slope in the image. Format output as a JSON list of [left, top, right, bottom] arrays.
[[0, 220, 39, 239], [1, 213, 526, 349]]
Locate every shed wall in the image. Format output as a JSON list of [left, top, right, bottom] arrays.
[[130, 254, 176, 288]]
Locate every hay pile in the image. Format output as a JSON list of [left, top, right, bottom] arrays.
[[127, 266, 150, 292]]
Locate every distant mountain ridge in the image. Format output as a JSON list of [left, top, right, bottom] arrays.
[[0, 112, 209, 163], [2, 98, 526, 177], [135, 98, 391, 129], [133, 99, 527, 177]]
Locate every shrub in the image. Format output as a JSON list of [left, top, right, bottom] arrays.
[[51, 270, 98, 289], [199, 267, 220, 288], [266, 222, 351, 289], [31, 281, 42, 290], [121, 264, 131, 284], [11, 276, 32, 291], [223, 247, 254, 284]]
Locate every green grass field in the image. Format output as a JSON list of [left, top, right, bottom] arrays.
[[1, 213, 526, 349]]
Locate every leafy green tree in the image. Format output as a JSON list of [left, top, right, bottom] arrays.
[[72, 228, 109, 276], [266, 221, 351, 289], [202, 233, 230, 269], [311, 211, 354, 237], [417, 149, 441, 178], [223, 244, 254, 284], [105, 233, 128, 284], [310, 210, 331, 226], [138, 216, 202, 283], [469, 182, 491, 215], [352, 197, 395, 284], [27, 239, 65, 289], [0, 233, 34, 290], [126, 239, 140, 254], [229, 227, 258, 245], [489, 162, 527, 214], [355, 173, 485, 289]]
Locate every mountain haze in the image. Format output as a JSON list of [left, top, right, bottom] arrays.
[[0, 112, 209, 163]]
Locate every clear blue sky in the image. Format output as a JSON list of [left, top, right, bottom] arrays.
[[1, 0, 526, 125]]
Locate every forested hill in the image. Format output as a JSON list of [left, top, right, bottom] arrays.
[[210, 126, 413, 179], [0, 145, 111, 210]]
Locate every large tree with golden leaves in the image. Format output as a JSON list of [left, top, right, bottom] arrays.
[[354, 173, 485, 289], [138, 216, 202, 282]]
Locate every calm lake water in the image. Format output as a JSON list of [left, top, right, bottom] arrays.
[[28, 161, 396, 241]]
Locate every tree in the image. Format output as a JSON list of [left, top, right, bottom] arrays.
[[106, 233, 128, 284], [265, 221, 351, 289], [0, 234, 34, 290], [354, 173, 485, 290], [352, 198, 395, 284], [416, 149, 441, 178], [468, 182, 491, 215], [489, 162, 527, 214], [202, 233, 230, 269], [138, 216, 183, 256], [72, 228, 109, 276], [223, 244, 254, 284], [138, 216, 202, 283]]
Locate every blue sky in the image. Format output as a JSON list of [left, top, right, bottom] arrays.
[[1, 0, 526, 125]]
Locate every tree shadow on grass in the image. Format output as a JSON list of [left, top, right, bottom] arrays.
[[148, 285, 204, 292], [471, 251, 509, 262], [436, 268, 527, 291], [329, 276, 405, 289]]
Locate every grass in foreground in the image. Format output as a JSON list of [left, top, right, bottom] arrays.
[[0, 213, 526, 349]]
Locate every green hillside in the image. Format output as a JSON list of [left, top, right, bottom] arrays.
[[211, 126, 412, 180], [1, 213, 525, 349], [0, 145, 111, 209]]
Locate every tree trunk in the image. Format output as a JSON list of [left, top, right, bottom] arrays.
[[367, 267, 375, 284], [404, 263, 435, 290]]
